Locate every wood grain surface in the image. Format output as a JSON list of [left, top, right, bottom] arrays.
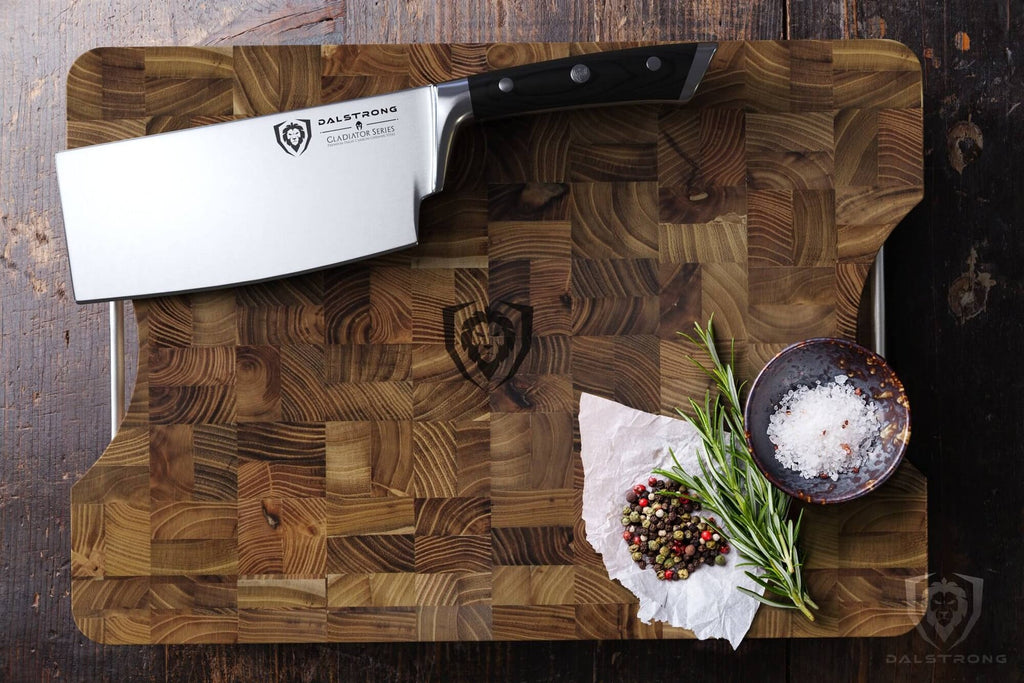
[[65, 40, 926, 644]]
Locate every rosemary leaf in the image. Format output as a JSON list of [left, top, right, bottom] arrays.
[[653, 318, 817, 621]]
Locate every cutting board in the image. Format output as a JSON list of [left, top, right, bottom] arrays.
[[68, 41, 927, 644]]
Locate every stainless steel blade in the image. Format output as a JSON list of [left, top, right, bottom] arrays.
[[57, 85, 469, 302]]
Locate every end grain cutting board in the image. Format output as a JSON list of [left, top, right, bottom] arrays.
[[68, 41, 928, 644]]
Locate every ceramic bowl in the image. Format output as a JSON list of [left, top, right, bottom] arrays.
[[743, 338, 911, 504]]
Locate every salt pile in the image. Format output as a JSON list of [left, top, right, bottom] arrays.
[[767, 375, 882, 480]]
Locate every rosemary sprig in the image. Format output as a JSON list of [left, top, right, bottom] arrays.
[[653, 319, 818, 621]]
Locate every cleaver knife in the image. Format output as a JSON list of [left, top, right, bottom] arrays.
[[57, 43, 717, 303]]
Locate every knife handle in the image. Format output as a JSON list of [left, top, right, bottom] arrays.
[[467, 43, 716, 121]]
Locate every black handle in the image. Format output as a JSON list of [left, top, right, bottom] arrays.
[[467, 43, 714, 121]]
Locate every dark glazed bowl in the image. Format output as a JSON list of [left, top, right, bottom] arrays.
[[743, 338, 911, 504]]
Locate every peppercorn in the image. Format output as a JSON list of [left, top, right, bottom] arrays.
[[714, 554, 727, 566]]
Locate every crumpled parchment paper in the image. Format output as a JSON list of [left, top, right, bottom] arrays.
[[578, 392, 763, 649]]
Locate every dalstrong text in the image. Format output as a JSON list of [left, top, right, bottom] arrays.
[[318, 105, 398, 125]]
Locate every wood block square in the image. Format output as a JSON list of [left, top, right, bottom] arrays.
[[416, 572, 491, 606], [489, 374, 574, 414], [487, 183, 571, 222], [747, 189, 794, 266], [483, 113, 570, 183], [657, 108, 701, 187], [492, 605, 576, 640], [237, 424, 325, 499], [150, 502, 237, 540], [658, 338, 716, 417], [878, 108, 924, 187], [236, 345, 281, 422], [571, 295, 659, 336], [746, 112, 834, 153], [747, 150, 834, 190], [190, 291, 238, 346], [700, 262, 748, 342], [236, 305, 325, 346], [416, 535, 492, 573], [659, 185, 747, 224], [144, 77, 233, 117], [326, 496, 414, 537], [743, 41, 791, 111], [327, 573, 417, 608], [238, 608, 326, 643], [321, 44, 410, 77], [658, 262, 702, 340], [413, 422, 458, 498], [149, 575, 236, 610], [327, 607, 417, 641], [834, 109, 878, 187], [237, 497, 325, 576], [151, 539, 238, 576], [103, 502, 151, 576], [323, 536, 411, 573], [149, 347, 235, 386], [150, 424, 194, 502], [232, 45, 320, 116], [789, 40, 834, 111], [612, 335, 661, 412], [659, 216, 747, 264], [146, 298, 193, 348], [494, 566, 574, 605], [489, 221, 572, 262], [792, 189, 837, 266], [490, 413, 574, 491], [327, 344, 412, 383], [71, 504, 104, 577], [369, 268, 413, 344], [833, 71, 920, 109], [491, 489, 578, 529], [238, 577, 326, 611], [325, 267, 372, 344], [410, 269, 456, 343], [749, 267, 836, 305], [492, 527, 573, 565], [700, 109, 746, 186], [454, 421, 490, 498], [279, 344, 327, 422], [415, 498, 491, 536], [570, 182, 659, 260], [571, 259, 659, 298], [417, 194, 489, 267], [748, 304, 835, 343], [568, 142, 659, 182], [149, 385, 236, 425]]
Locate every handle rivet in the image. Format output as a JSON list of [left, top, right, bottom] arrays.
[[570, 63, 591, 84], [646, 56, 663, 71], [498, 77, 514, 93]]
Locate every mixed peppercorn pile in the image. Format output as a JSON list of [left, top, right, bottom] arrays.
[[621, 477, 730, 581]]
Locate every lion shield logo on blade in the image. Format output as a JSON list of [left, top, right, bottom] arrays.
[[907, 573, 984, 649], [443, 301, 533, 390], [273, 119, 312, 156]]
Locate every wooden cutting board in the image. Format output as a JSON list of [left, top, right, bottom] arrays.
[[68, 41, 927, 644]]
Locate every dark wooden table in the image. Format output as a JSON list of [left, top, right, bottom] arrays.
[[1, 1, 1020, 680]]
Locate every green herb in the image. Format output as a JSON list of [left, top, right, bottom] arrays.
[[653, 319, 818, 621]]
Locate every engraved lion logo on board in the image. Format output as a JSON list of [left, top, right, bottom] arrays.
[[907, 574, 983, 649], [273, 119, 312, 156], [443, 301, 533, 390]]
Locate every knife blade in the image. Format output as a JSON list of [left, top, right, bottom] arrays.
[[56, 43, 717, 303]]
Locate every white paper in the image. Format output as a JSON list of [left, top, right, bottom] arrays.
[[578, 392, 763, 649]]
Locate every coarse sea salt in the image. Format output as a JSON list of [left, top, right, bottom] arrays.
[[767, 375, 882, 480]]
